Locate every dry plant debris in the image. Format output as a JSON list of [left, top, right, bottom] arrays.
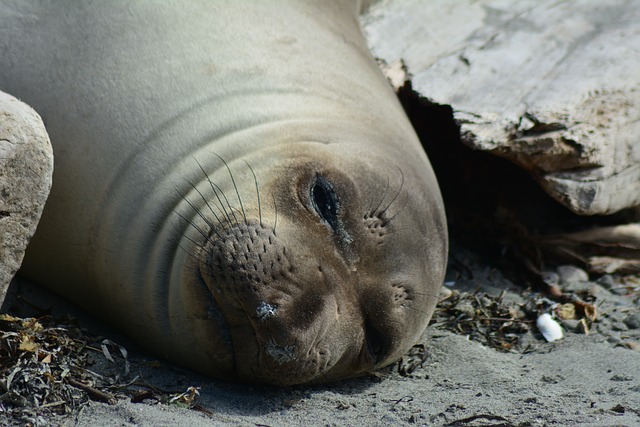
[[0, 313, 202, 425], [0, 313, 97, 420], [430, 290, 534, 352], [430, 285, 601, 353]]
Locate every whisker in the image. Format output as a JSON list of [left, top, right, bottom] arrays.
[[384, 192, 409, 226], [244, 160, 262, 227], [403, 305, 430, 316], [380, 167, 404, 216], [177, 181, 225, 241], [372, 175, 391, 215], [169, 217, 208, 264], [212, 180, 240, 227], [194, 157, 236, 227], [410, 290, 446, 299], [173, 209, 209, 242], [173, 184, 217, 239], [272, 193, 278, 236], [178, 234, 208, 263], [215, 154, 247, 225]]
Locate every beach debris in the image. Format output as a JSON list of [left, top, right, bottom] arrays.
[[0, 313, 178, 422], [100, 339, 130, 379], [577, 318, 590, 335], [169, 386, 200, 408], [572, 299, 597, 322], [431, 290, 533, 352], [444, 414, 512, 426], [0, 313, 93, 418], [555, 303, 576, 320], [536, 313, 563, 342], [397, 344, 428, 376]]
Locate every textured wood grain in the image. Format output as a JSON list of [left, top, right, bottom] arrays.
[[363, 0, 640, 215]]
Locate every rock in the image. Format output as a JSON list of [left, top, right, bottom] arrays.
[[624, 313, 640, 330], [596, 275, 617, 290], [0, 91, 53, 309], [362, 0, 640, 215], [557, 265, 589, 284]]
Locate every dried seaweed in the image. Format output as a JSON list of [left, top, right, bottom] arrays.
[[397, 343, 428, 376], [0, 314, 201, 425], [430, 290, 534, 352], [0, 314, 95, 420]]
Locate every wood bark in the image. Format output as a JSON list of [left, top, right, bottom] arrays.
[[363, 0, 640, 215]]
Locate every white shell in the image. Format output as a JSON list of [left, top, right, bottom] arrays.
[[536, 313, 564, 342]]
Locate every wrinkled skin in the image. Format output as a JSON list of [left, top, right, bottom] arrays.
[[2, 0, 447, 385]]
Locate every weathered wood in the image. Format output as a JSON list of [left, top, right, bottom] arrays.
[[363, 0, 640, 215]]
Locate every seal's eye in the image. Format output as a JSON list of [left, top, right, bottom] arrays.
[[310, 175, 339, 230]]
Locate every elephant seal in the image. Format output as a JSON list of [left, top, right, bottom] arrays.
[[0, 1, 447, 385]]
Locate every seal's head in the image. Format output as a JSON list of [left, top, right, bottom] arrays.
[[180, 145, 447, 386]]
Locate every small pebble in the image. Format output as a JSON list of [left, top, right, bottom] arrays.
[[596, 274, 616, 289], [625, 341, 640, 352], [381, 414, 400, 423], [607, 335, 623, 346], [624, 313, 640, 330], [557, 265, 589, 284], [439, 286, 453, 300], [541, 271, 559, 286], [612, 287, 632, 296], [612, 322, 629, 332], [560, 319, 580, 331]]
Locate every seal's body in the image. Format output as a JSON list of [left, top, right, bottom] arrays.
[[1, 1, 447, 385]]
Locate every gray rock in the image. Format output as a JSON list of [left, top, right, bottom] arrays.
[[624, 313, 640, 330], [596, 274, 616, 290], [0, 91, 53, 309], [557, 265, 589, 284]]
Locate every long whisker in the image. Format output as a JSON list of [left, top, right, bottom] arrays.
[[194, 157, 236, 227], [384, 192, 409, 226], [180, 181, 226, 241], [216, 154, 247, 225], [372, 174, 390, 215], [410, 290, 446, 299], [169, 214, 208, 264], [176, 231, 208, 263], [272, 193, 278, 235], [402, 305, 430, 317], [174, 184, 216, 239], [244, 160, 262, 227], [380, 167, 404, 216]]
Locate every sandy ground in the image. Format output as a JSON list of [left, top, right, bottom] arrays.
[[2, 245, 640, 427]]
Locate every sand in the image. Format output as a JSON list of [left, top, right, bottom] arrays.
[[2, 246, 639, 427]]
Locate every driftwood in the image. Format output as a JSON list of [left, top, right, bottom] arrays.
[[541, 224, 640, 274], [363, 0, 640, 215]]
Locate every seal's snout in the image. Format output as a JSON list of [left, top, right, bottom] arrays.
[[198, 214, 354, 385], [203, 219, 293, 300]]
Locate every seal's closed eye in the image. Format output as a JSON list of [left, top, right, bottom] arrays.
[[310, 175, 339, 231]]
